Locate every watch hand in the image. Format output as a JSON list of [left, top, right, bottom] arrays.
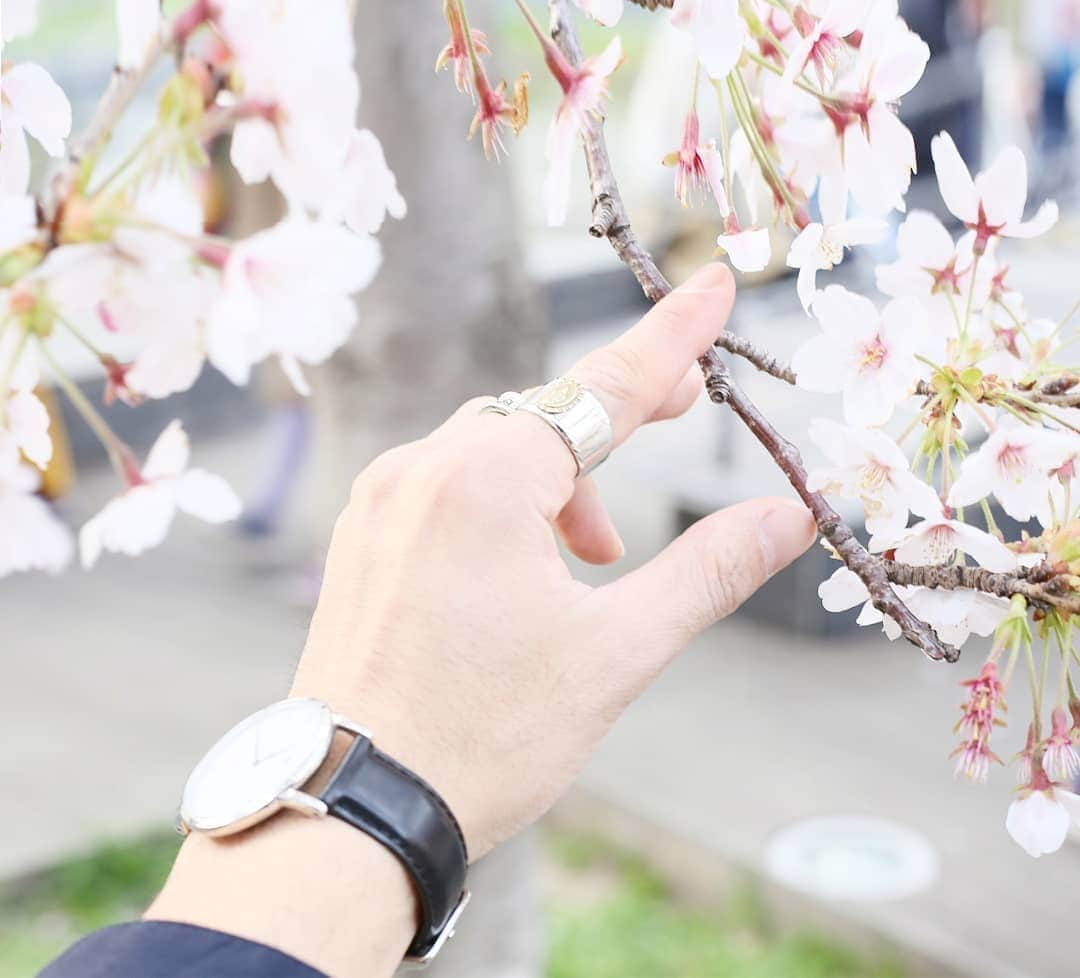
[[253, 744, 294, 767]]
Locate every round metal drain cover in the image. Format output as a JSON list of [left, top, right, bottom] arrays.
[[763, 815, 939, 902]]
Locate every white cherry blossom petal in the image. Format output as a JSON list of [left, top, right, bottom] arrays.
[[3, 0, 39, 40], [671, 0, 745, 80], [79, 483, 177, 568], [175, 470, 243, 523], [1006, 790, 1071, 859], [6, 390, 52, 469], [572, 0, 623, 26], [716, 227, 771, 272], [142, 420, 191, 481], [931, 131, 978, 224], [3, 63, 72, 157]]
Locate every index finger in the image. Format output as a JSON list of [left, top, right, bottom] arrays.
[[567, 262, 735, 447], [469, 262, 735, 514]]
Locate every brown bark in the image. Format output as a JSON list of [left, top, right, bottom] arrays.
[[549, 0, 958, 662]]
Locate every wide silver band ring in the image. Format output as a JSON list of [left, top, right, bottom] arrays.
[[480, 377, 613, 478]]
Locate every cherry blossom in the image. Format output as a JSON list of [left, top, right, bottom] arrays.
[[806, 418, 940, 536], [951, 660, 1007, 784], [3, 389, 52, 469], [79, 421, 241, 568], [786, 215, 886, 312], [2, 0, 38, 41], [948, 425, 1064, 525], [0, 435, 72, 578], [0, 62, 73, 195], [875, 210, 978, 306], [663, 106, 727, 210], [931, 131, 1058, 256], [871, 515, 1017, 573], [1042, 707, 1080, 783], [792, 286, 927, 426], [818, 567, 1009, 646], [671, 0, 746, 80], [1005, 772, 1080, 858], [572, 0, 623, 27], [205, 218, 382, 393], [716, 218, 771, 274], [219, 0, 358, 212], [321, 129, 407, 235], [783, 0, 868, 89], [436, 0, 491, 96], [0, 194, 39, 256], [815, 0, 929, 216], [538, 33, 622, 226]]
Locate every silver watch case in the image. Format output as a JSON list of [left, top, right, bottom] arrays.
[[177, 698, 370, 837]]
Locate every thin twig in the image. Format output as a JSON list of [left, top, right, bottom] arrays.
[[884, 560, 1080, 617], [49, 25, 171, 215], [714, 333, 796, 384], [548, 0, 958, 662]]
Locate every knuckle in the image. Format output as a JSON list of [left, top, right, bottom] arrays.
[[350, 444, 419, 506], [692, 524, 766, 623], [584, 343, 650, 407], [421, 451, 488, 513]]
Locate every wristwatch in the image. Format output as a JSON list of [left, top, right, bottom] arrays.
[[176, 698, 470, 965]]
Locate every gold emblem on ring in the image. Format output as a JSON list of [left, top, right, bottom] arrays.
[[535, 377, 582, 413]]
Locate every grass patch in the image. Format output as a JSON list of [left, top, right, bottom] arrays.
[[0, 826, 904, 978], [0, 830, 181, 978], [544, 830, 905, 978]]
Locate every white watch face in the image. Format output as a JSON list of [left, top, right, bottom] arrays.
[[180, 698, 334, 834]]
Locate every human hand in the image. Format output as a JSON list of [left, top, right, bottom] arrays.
[[294, 261, 815, 857], [149, 263, 816, 977]]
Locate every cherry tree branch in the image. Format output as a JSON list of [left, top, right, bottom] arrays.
[[714, 334, 796, 383], [48, 0, 216, 219], [883, 560, 1080, 617], [626, 0, 674, 8], [49, 30, 171, 214], [547, 0, 957, 662]]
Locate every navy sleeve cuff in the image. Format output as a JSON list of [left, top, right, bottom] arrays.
[[38, 920, 328, 978]]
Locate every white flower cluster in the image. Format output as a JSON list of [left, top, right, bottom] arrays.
[[0, 0, 404, 571], [490, 0, 1078, 858]]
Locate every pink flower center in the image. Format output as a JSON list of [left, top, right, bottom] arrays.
[[925, 258, 966, 296], [858, 459, 890, 494], [994, 442, 1029, 481], [967, 202, 1006, 256], [858, 336, 889, 372]]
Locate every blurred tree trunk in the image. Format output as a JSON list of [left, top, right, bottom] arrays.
[[315, 3, 548, 976]]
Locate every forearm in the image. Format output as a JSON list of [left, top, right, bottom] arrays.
[[146, 811, 418, 978]]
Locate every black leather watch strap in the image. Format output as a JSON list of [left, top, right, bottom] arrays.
[[319, 736, 468, 961]]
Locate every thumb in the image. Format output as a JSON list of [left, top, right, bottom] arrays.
[[589, 497, 817, 671]]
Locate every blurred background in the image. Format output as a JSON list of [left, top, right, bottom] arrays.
[[3, 1, 1080, 976]]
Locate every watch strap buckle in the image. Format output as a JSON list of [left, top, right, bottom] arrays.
[[402, 889, 471, 967]]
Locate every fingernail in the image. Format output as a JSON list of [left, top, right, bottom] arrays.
[[678, 262, 733, 295], [758, 500, 817, 577]]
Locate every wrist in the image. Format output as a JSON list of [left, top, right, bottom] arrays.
[[149, 744, 420, 978]]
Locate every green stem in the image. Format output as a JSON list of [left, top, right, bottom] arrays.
[[0, 326, 30, 425], [53, 308, 108, 360], [88, 127, 157, 197], [726, 71, 797, 217], [37, 339, 129, 478], [979, 498, 1001, 538], [714, 79, 734, 210], [1002, 392, 1080, 435], [1024, 638, 1042, 738], [961, 253, 980, 346]]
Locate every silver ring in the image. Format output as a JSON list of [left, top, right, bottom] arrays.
[[480, 377, 613, 477]]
